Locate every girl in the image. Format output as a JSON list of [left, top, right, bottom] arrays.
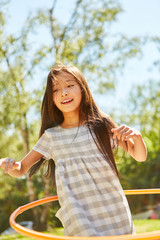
[[0, 64, 147, 237]]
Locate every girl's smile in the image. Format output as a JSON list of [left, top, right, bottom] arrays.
[[61, 98, 73, 104]]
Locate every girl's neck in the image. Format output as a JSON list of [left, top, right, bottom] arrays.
[[61, 112, 84, 128]]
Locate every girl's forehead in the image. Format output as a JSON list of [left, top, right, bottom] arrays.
[[52, 72, 77, 86]]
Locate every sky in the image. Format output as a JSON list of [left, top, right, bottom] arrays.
[[3, 0, 160, 119]]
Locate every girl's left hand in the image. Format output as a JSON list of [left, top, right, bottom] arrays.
[[111, 125, 141, 142]]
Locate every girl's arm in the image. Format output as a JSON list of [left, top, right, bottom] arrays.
[[111, 125, 147, 162], [0, 150, 43, 178], [99, 110, 147, 162]]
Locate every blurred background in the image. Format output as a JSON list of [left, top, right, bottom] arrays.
[[0, 0, 160, 238]]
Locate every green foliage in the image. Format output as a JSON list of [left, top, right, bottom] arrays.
[[21, 0, 146, 93], [117, 80, 160, 213], [0, 131, 24, 160], [0, 131, 29, 233], [0, 171, 30, 232]]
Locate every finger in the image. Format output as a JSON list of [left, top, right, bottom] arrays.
[[0, 158, 8, 169], [5, 159, 9, 173], [8, 159, 14, 170], [0, 158, 5, 168], [112, 126, 126, 139], [121, 130, 132, 141], [118, 127, 130, 141], [115, 130, 124, 140], [125, 132, 134, 140], [13, 162, 21, 170], [124, 130, 132, 137], [111, 125, 124, 132], [4, 158, 14, 173], [120, 127, 129, 134], [1, 161, 7, 169], [111, 128, 116, 132]]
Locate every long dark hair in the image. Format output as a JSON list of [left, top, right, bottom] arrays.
[[29, 64, 127, 189]]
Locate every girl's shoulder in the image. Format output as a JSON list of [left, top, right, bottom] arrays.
[[99, 110, 119, 128], [44, 125, 60, 135], [99, 110, 111, 121]]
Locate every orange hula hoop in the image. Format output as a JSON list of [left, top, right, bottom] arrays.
[[9, 189, 160, 240]]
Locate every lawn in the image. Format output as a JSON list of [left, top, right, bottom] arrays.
[[133, 219, 160, 233], [0, 220, 159, 239]]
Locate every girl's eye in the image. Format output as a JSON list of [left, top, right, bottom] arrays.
[[68, 85, 74, 88], [53, 89, 59, 93]]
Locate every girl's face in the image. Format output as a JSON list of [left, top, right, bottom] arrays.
[[52, 72, 82, 115]]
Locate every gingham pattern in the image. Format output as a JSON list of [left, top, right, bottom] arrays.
[[33, 125, 135, 236]]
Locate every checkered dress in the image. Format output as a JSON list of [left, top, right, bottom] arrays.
[[33, 125, 135, 236]]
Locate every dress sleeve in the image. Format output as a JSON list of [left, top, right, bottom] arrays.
[[32, 130, 52, 159], [110, 135, 118, 150]]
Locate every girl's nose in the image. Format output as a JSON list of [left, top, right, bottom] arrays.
[[61, 88, 68, 96]]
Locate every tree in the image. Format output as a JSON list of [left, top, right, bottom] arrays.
[[0, 2, 53, 230], [116, 79, 160, 213], [26, 0, 145, 93]]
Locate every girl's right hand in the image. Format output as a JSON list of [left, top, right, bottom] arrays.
[[0, 158, 21, 173]]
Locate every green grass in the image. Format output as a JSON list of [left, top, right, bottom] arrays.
[[133, 219, 160, 233], [0, 228, 64, 240], [0, 220, 159, 239]]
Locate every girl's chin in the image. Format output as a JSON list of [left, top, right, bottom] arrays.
[[60, 107, 80, 114]]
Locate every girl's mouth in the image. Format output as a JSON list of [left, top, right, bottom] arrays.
[[61, 99, 73, 104]]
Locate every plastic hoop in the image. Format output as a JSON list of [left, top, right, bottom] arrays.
[[9, 189, 160, 240]]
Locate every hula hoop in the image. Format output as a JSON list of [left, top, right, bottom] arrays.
[[9, 189, 160, 240]]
